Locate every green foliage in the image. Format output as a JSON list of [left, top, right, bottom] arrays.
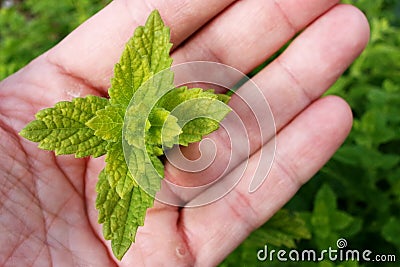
[[382, 217, 400, 248], [284, 1, 400, 266], [223, 0, 400, 266], [220, 209, 311, 267], [256, 209, 312, 248], [301, 184, 362, 250], [317, 1, 400, 263], [0, 0, 111, 80]]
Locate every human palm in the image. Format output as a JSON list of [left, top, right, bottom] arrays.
[[0, 0, 369, 266]]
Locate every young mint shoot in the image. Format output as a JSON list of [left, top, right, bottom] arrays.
[[19, 10, 231, 260]]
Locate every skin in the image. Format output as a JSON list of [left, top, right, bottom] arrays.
[[0, 0, 369, 266]]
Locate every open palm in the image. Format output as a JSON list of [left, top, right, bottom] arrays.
[[0, 0, 369, 266]]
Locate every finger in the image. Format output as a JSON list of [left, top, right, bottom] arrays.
[[181, 96, 353, 266], [254, 4, 370, 132], [164, 4, 369, 185], [46, 0, 237, 90], [172, 0, 339, 72], [228, 4, 370, 151]]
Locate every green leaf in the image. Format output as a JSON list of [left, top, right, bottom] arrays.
[[19, 95, 108, 157], [220, 209, 311, 266], [307, 184, 362, 249], [155, 86, 231, 145], [95, 169, 154, 260], [314, 184, 337, 212], [86, 105, 124, 142], [88, 9, 173, 143], [105, 142, 136, 198], [156, 86, 220, 111], [170, 97, 231, 146], [257, 209, 311, 248], [382, 217, 400, 248], [96, 169, 119, 240], [216, 93, 231, 104], [179, 118, 221, 146], [331, 211, 355, 231], [108, 9, 172, 108], [146, 107, 182, 148], [110, 185, 154, 260]]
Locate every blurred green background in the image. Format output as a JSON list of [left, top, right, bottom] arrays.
[[1, 0, 399, 266]]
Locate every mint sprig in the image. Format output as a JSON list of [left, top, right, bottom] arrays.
[[20, 10, 231, 260]]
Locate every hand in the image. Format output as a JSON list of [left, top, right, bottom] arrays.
[[0, 1, 369, 266]]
